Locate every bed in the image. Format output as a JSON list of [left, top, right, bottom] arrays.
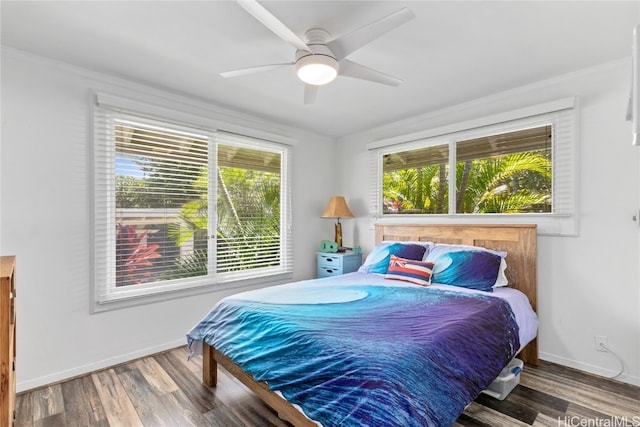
[[187, 223, 538, 426]]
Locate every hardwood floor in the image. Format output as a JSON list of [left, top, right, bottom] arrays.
[[16, 346, 639, 426]]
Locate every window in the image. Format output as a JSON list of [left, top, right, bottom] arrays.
[[93, 95, 292, 311], [382, 126, 552, 214], [369, 99, 577, 235]]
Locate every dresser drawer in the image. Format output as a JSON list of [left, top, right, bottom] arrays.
[[317, 254, 343, 269], [316, 252, 362, 278], [318, 265, 343, 277]]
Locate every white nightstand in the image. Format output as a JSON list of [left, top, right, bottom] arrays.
[[317, 252, 362, 278]]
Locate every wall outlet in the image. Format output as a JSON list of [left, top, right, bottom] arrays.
[[595, 335, 608, 352]]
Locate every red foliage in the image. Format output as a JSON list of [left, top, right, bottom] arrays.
[[116, 224, 161, 285]]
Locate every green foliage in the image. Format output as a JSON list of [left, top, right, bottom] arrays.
[[383, 151, 551, 214], [383, 164, 448, 213], [116, 149, 282, 281], [216, 167, 281, 272], [164, 165, 281, 277], [164, 249, 208, 280], [141, 159, 205, 208], [456, 151, 551, 213], [167, 170, 208, 247], [116, 161, 204, 209], [116, 176, 151, 208]]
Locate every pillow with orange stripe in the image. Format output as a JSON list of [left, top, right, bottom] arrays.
[[385, 255, 434, 286]]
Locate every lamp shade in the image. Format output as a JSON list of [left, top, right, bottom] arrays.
[[321, 196, 354, 219]]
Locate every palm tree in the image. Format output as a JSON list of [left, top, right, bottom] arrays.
[[216, 166, 281, 272], [167, 168, 208, 247], [167, 165, 281, 277], [456, 151, 551, 213], [384, 151, 550, 214], [383, 166, 445, 213]]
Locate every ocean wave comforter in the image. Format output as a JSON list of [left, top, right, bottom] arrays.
[[187, 273, 530, 426]]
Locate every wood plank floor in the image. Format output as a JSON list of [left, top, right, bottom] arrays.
[[15, 346, 640, 426]]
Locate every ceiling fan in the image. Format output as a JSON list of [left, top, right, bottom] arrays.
[[221, 0, 415, 104]]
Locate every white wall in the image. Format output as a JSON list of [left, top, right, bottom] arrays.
[[0, 49, 338, 391], [3, 47, 639, 392], [337, 59, 640, 386]]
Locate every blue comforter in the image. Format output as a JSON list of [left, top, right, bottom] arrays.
[[187, 279, 520, 426]]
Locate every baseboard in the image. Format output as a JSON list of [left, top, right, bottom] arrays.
[[20, 344, 640, 392], [540, 351, 640, 387], [17, 338, 186, 393]]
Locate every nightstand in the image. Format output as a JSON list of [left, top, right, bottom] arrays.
[[317, 252, 362, 278]]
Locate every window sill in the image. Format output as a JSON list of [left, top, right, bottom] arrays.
[[91, 271, 293, 313], [374, 213, 577, 236]]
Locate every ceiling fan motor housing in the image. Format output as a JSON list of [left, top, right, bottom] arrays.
[[295, 44, 338, 67], [294, 28, 339, 85]]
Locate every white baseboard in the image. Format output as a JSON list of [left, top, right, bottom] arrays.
[[19, 344, 640, 393], [17, 339, 186, 393], [539, 351, 640, 387]]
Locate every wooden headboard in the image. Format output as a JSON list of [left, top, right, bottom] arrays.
[[375, 223, 538, 365]]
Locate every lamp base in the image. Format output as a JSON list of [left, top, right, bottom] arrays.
[[334, 222, 343, 247]]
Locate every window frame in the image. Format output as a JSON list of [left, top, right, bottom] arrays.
[[369, 98, 578, 236], [91, 92, 293, 312]]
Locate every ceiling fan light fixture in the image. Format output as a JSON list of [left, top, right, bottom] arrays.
[[296, 56, 338, 85]]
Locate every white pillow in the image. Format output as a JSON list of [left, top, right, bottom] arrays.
[[494, 257, 509, 288]]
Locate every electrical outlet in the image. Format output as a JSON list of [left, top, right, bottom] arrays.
[[595, 335, 608, 352]]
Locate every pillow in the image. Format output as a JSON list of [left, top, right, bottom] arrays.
[[424, 244, 506, 292], [358, 241, 430, 274], [424, 243, 508, 287], [385, 255, 434, 286], [494, 258, 509, 287]]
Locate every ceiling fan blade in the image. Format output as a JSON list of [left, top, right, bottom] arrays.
[[339, 59, 403, 86], [237, 0, 311, 52], [304, 84, 318, 105], [327, 7, 415, 60], [220, 63, 293, 78]]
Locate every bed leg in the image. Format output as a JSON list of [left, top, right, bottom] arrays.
[[202, 342, 218, 387]]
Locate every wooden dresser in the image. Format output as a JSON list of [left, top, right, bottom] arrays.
[[1, 256, 16, 427]]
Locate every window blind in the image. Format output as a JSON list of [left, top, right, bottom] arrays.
[[93, 95, 292, 310], [368, 102, 577, 235], [214, 131, 293, 281]]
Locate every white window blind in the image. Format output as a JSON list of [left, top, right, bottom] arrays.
[[93, 94, 292, 311], [214, 131, 293, 282], [368, 100, 578, 236]]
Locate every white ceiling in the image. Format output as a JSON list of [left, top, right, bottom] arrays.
[[2, 1, 639, 138]]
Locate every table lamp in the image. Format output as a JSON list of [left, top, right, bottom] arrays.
[[321, 196, 354, 248]]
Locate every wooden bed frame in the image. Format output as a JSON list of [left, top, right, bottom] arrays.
[[200, 223, 538, 426]]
